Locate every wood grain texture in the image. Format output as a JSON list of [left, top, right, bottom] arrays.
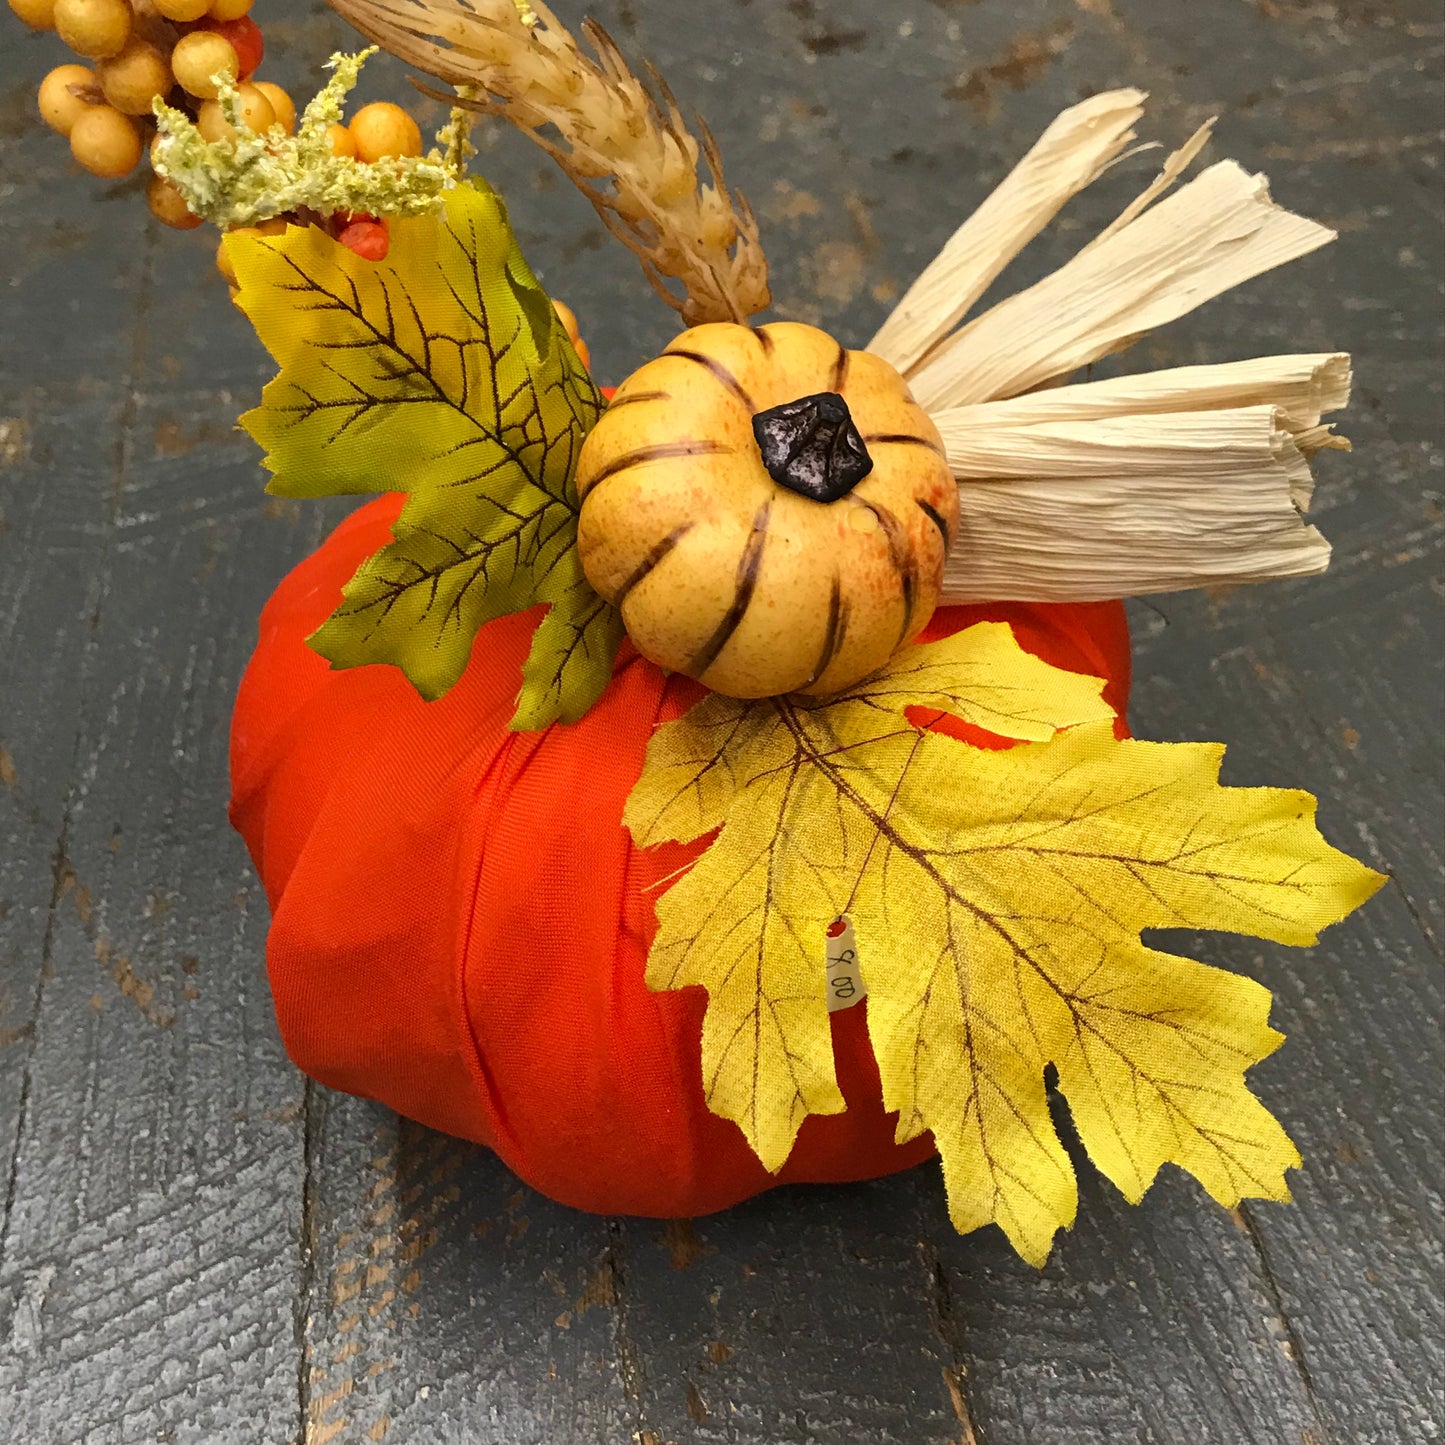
[[0, 219, 315, 1445], [0, 0, 1440, 1441], [291, 1095, 637, 1445], [0, 59, 149, 1260], [606, 1181, 970, 1444]]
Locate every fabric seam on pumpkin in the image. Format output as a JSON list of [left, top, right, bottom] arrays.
[[452, 722, 538, 1161]]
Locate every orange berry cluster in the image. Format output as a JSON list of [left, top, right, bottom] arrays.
[[551, 298, 592, 372], [11, 0, 426, 266], [16, 0, 273, 229]]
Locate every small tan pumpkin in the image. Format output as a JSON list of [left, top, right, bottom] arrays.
[[576, 321, 959, 698]]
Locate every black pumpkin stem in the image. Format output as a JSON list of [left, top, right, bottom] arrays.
[[751, 392, 874, 504]]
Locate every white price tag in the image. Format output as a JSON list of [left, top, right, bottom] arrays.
[[825, 919, 866, 1013]]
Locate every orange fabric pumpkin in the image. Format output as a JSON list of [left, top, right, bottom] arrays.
[[230, 492, 1131, 1218], [577, 322, 958, 699]]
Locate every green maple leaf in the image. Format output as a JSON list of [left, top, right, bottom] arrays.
[[229, 179, 623, 727]]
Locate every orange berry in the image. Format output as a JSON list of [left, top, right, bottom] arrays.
[[206, 0, 252, 16], [217, 217, 286, 282], [349, 102, 422, 163], [9, 0, 58, 30], [69, 104, 142, 177], [550, 300, 589, 366], [53, 0, 131, 59], [97, 40, 172, 116], [205, 16, 262, 77], [153, 0, 211, 19], [325, 123, 357, 159], [146, 174, 203, 230], [253, 81, 295, 136], [38, 63, 98, 136], [196, 83, 275, 143], [551, 298, 581, 343], [338, 218, 389, 262], [171, 30, 238, 100]]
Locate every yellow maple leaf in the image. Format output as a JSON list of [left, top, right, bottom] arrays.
[[625, 622, 1116, 1176], [626, 623, 1385, 1264]]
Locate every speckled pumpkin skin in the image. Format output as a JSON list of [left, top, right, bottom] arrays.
[[576, 322, 959, 698]]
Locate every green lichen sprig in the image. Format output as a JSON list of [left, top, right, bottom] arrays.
[[153, 49, 461, 230], [438, 84, 480, 175]]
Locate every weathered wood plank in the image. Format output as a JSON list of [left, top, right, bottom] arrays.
[[0, 411, 314, 1444], [294, 1095, 636, 1445], [923, 1162, 1326, 1445], [0, 23, 321, 1440], [1122, 643, 1444, 1445], [607, 1182, 967, 1445], [0, 391, 120, 1241], [1103, 2, 1445, 1437], [0, 21, 155, 1247]]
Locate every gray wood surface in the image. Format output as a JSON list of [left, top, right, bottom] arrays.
[[1, 1, 1440, 1441]]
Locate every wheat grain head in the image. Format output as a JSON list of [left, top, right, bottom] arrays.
[[328, 0, 771, 328]]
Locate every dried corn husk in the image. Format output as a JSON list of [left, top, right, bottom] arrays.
[[906, 160, 1336, 411], [933, 353, 1350, 441], [868, 89, 1146, 375], [867, 90, 1350, 602], [1079, 117, 1215, 253], [939, 407, 1330, 602]]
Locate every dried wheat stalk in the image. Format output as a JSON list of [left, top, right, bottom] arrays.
[[328, 0, 770, 327]]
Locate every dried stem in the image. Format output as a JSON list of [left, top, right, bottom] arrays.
[[328, 0, 770, 327]]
